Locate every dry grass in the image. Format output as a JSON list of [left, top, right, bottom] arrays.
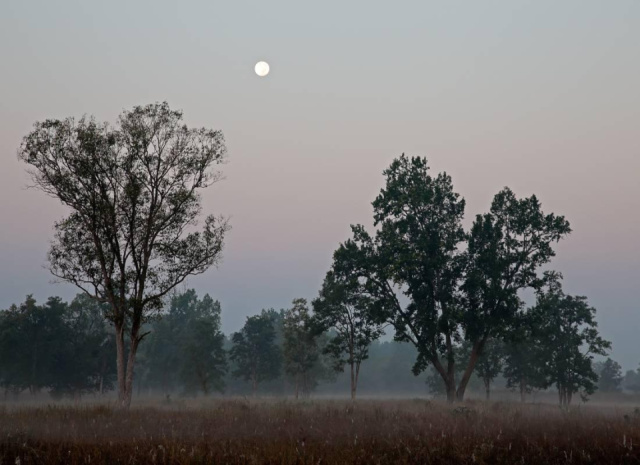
[[1, 398, 639, 464]]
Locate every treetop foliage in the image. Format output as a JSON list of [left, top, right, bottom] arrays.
[[18, 101, 229, 323]]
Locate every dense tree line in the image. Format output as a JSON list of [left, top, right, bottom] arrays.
[[0, 294, 115, 398], [1, 287, 635, 404]]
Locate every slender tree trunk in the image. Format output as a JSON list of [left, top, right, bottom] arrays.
[[162, 370, 168, 395], [520, 377, 526, 403], [251, 374, 257, 397], [354, 362, 361, 401], [115, 323, 127, 406], [98, 355, 106, 395], [295, 375, 299, 399], [559, 386, 569, 407], [30, 340, 38, 395], [484, 377, 491, 401], [350, 362, 356, 401]]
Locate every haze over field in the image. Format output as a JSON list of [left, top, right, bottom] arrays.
[[0, 0, 638, 370]]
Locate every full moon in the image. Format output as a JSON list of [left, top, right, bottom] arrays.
[[255, 61, 270, 77]]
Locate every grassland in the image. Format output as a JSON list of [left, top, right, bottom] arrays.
[[1, 398, 639, 464]]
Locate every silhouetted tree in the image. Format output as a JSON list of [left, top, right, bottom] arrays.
[[141, 290, 227, 396], [230, 311, 281, 395], [595, 358, 623, 393], [467, 339, 504, 401], [51, 294, 116, 397], [19, 102, 229, 407], [0, 296, 64, 394], [283, 299, 322, 398], [0, 295, 115, 398], [502, 310, 550, 402], [178, 293, 227, 396], [622, 367, 640, 393], [330, 155, 570, 402], [312, 270, 384, 400], [532, 273, 610, 406]]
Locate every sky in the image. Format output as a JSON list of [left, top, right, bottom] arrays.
[[0, 1, 638, 368]]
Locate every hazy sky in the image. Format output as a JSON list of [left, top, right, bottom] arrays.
[[1, 1, 638, 368]]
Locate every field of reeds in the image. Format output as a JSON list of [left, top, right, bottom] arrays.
[[1, 398, 640, 464]]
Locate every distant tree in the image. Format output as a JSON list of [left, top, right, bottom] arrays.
[[230, 311, 281, 395], [532, 273, 610, 406], [0, 295, 115, 398], [0, 296, 65, 394], [596, 358, 623, 393], [312, 269, 384, 400], [351, 341, 427, 396], [140, 313, 180, 394], [51, 294, 116, 397], [330, 155, 570, 402], [502, 312, 547, 402], [283, 299, 322, 398], [19, 102, 229, 407], [622, 368, 640, 393], [141, 290, 227, 396], [178, 293, 227, 396], [472, 339, 504, 401]]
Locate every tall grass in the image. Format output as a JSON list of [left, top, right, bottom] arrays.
[[1, 399, 639, 463]]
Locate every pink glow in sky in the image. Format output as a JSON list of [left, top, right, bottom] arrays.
[[0, 1, 638, 367]]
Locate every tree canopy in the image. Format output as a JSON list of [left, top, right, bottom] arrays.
[[312, 269, 385, 399], [229, 311, 282, 395], [330, 155, 571, 401], [530, 273, 610, 405]]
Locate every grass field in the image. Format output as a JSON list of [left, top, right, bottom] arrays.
[[1, 398, 640, 464]]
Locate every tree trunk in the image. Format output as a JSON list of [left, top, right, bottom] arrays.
[[354, 362, 361, 401], [98, 354, 106, 395], [350, 362, 356, 401], [445, 333, 456, 403], [559, 386, 568, 407], [445, 370, 456, 403], [484, 377, 491, 401], [295, 376, 300, 399], [520, 377, 526, 403], [121, 337, 139, 409], [30, 340, 38, 395], [456, 338, 485, 402], [432, 356, 457, 403], [115, 323, 127, 406], [251, 374, 257, 397]]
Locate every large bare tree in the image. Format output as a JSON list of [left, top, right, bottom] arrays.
[[18, 102, 229, 407]]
